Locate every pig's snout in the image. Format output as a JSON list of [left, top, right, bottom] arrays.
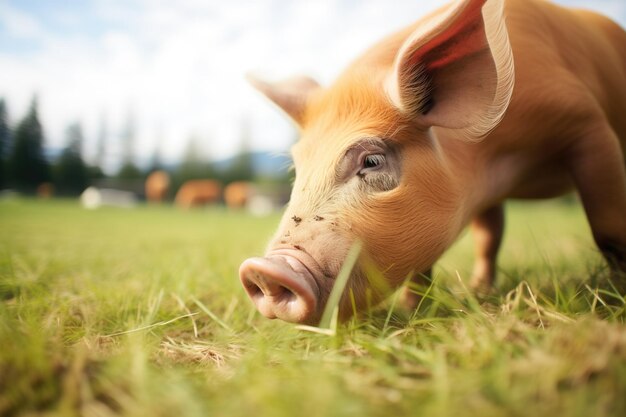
[[239, 255, 320, 324]]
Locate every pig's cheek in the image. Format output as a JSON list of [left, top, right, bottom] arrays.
[[349, 198, 423, 272]]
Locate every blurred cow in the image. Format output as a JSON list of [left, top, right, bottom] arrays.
[[36, 182, 54, 199], [224, 181, 252, 209], [175, 179, 222, 209], [145, 170, 170, 203]]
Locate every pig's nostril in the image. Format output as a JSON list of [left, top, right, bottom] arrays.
[[245, 281, 264, 298], [244, 273, 296, 302], [273, 285, 296, 302]]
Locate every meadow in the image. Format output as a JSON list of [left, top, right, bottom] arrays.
[[1, 198, 625, 417]]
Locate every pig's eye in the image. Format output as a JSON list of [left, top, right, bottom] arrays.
[[362, 154, 385, 170]]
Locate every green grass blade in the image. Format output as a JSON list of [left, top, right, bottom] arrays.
[[318, 240, 362, 329], [192, 296, 234, 333]]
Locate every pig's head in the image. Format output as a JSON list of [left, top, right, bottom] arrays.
[[240, 0, 514, 324]]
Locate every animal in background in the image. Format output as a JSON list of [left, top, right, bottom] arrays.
[[240, 0, 626, 325], [224, 181, 253, 209], [36, 182, 54, 199], [145, 170, 170, 203], [175, 180, 221, 209]]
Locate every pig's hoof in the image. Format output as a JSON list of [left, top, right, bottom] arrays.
[[398, 286, 422, 311], [469, 277, 496, 299]]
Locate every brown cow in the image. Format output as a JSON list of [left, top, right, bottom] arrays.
[[36, 182, 54, 199], [175, 180, 221, 209], [240, 0, 626, 324], [224, 181, 253, 209], [145, 170, 170, 203]]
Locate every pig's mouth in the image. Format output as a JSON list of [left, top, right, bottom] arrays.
[[239, 249, 327, 325]]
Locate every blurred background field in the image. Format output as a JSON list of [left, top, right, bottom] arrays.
[[1, 197, 625, 417]]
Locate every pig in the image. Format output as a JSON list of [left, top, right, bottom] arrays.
[[239, 0, 626, 325], [224, 181, 253, 209], [145, 170, 170, 203], [175, 179, 221, 209]]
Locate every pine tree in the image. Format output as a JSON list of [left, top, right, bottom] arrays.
[[147, 131, 164, 174], [222, 120, 255, 184], [117, 110, 142, 179], [8, 96, 50, 192], [83, 114, 107, 182], [173, 136, 216, 191], [0, 99, 10, 189], [178, 137, 205, 180], [54, 122, 89, 195], [117, 161, 142, 180]]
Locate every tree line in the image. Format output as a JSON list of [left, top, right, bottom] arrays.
[[0, 95, 268, 198]]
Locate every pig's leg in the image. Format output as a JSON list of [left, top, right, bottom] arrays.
[[569, 124, 626, 278], [469, 204, 504, 293], [400, 268, 432, 310]]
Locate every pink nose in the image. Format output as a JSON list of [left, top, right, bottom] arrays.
[[239, 256, 318, 324]]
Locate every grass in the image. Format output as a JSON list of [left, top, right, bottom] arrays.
[[1, 197, 625, 417]]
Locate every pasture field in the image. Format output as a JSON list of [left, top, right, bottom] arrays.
[[1, 198, 625, 417]]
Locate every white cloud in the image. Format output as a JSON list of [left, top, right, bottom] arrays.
[[0, 2, 44, 39]]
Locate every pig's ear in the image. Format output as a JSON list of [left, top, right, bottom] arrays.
[[386, 0, 514, 140], [247, 74, 320, 127]]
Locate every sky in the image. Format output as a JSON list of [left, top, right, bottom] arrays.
[[0, 0, 625, 172]]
